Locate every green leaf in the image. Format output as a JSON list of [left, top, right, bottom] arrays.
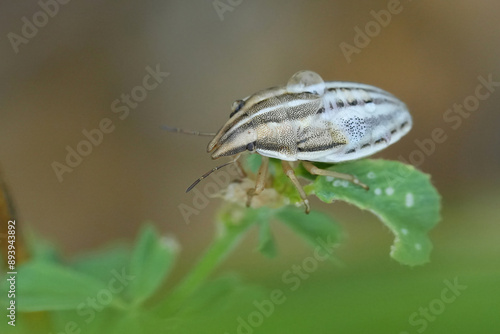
[[257, 221, 277, 258], [110, 314, 144, 334], [154, 206, 268, 316], [127, 224, 178, 305], [304, 159, 441, 266], [71, 244, 131, 284], [172, 276, 268, 333], [275, 208, 342, 261], [176, 275, 242, 316], [14, 262, 111, 311]]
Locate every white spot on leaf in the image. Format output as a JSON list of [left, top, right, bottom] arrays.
[[326, 176, 334, 182], [385, 187, 394, 195], [415, 243, 422, 251], [401, 228, 408, 235], [374, 188, 382, 195], [405, 193, 414, 208], [367, 172, 376, 179], [333, 180, 349, 188]]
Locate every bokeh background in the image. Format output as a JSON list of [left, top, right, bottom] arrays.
[[1, 0, 499, 333]]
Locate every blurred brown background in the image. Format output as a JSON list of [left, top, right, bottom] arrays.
[[1, 0, 499, 275]]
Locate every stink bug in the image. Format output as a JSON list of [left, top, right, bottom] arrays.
[[167, 70, 412, 213]]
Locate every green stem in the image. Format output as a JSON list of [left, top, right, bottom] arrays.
[[154, 213, 253, 316]]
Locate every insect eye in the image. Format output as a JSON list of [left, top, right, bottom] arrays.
[[246, 142, 256, 151], [229, 100, 244, 118]]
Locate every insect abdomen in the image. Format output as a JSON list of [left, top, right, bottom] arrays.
[[307, 83, 412, 163]]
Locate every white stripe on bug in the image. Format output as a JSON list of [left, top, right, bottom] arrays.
[[225, 98, 316, 139]]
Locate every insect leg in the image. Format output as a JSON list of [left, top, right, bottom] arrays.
[[281, 161, 310, 214], [302, 161, 369, 190], [235, 159, 247, 178], [246, 156, 269, 207]]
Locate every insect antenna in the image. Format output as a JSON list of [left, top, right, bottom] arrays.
[[186, 161, 235, 193], [161, 125, 216, 137]]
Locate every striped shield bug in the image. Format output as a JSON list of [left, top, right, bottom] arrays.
[[167, 70, 412, 213]]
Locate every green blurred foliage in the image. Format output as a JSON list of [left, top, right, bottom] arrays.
[[0, 158, 449, 333]]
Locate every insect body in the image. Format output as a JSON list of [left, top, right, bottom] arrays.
[[208, 71, 411, 162], [182, 71, 412, 213]]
